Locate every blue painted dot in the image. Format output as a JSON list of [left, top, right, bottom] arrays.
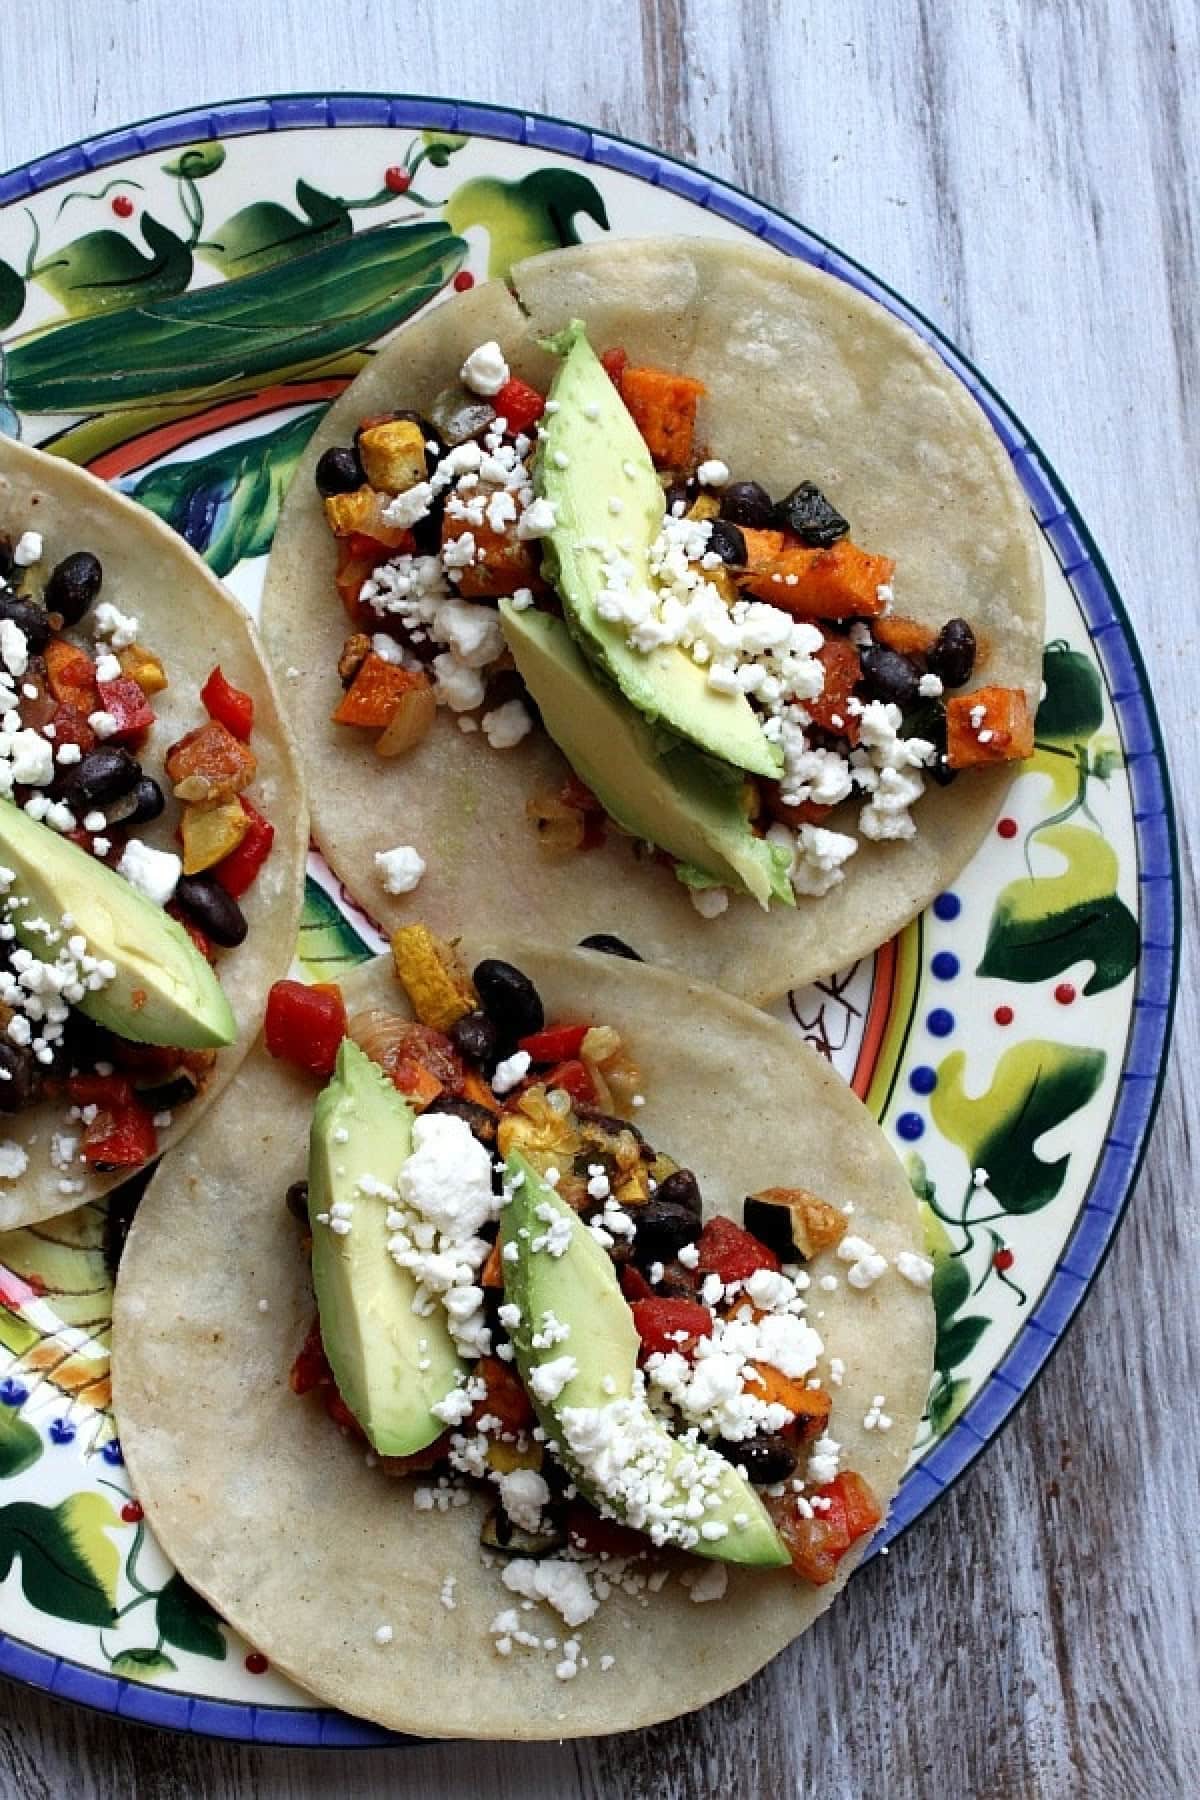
[[896, 1112, 925, 1141], [910, 1065, 938, 1095], [48, 1418, 76, 1446], [931, 951, 960, 981], [0, 1378, 27, 1407], [101, 1438, 124, 1466], [933, 892, 962, 921], [927, 1008, 956, 1038]]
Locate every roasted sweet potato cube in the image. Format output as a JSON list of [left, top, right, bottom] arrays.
[[738, 531, 893, 618], [872, 614, 937, 659], [443, 511, 543, 599], [945, 685, 1035, 768], [619, 365, 706, 467], [331, 654, 424, 729], [165, 721, 257, 805], [806, 632, 863, 740]]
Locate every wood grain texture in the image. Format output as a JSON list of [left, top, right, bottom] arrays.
[[1, 1, 1196, 1794]]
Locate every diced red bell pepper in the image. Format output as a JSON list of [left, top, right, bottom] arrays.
[[600, 347, 628, 387], [695, 1214, 780, 1284], [767, 1470, 883, 1585], [213, 796, 275, 898], [264, 980, 346, 1080], [543, 1058, 595, 1104], [471, 1354, 536, 1435], [201, 665, 255, 741], [49, 702, 97, 757], [619, 1264, 656, 1304], [346, 528, 413, 565], [630, 1297, 713, 1360], [493, 376, 545, 434], [324, 1387, 368, 1441], [566, 1502, 648, 1560], [82, 1099, 158, 1172], [289, 1320, 329, 1395], [96, 676, 155, 741], [517, 1022, 590, 1063], [68, 1072, 135, 1111]]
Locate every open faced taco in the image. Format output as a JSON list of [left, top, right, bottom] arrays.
[[114, 936, 934, 1738], [0, 436, 306, 1230], [262, 236, 1043, 1004]]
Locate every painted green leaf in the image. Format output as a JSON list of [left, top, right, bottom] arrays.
[[978, 823, 1139, 995], [4, 221, 465, 414], [0, 258, 24, 332], [30, 215, 193, 317], [931, 1039, 1107, 1216], [1036, 640, 1104, 746], [110, 1648, 177, 1680], [297, 877, 374, 978], [421, 130, 469, 155], [928, 1374, 969, 1437], [932, 1255, 970, 1326], [446, 170, 609, 278], [162, 144, 226, 180], [198, 181, 352, 279], [934, 1314, 989, 1371], [0, 1492, 120, 1625], [155, 1572, 226, 1659], [129, 407, 323, 576], [0, 1409, 42, 1478]]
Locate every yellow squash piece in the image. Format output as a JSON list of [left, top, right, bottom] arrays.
[[181, 797, 250, 875], [118, 642, 168, 695], [358, 418, 427, 494], [389, 923, 478, 1031]]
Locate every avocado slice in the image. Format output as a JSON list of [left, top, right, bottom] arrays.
[[535, 323, 781, 781], [500, 602, 793, 909], [308, 1039, 463, 1457], [500, 1151, 789, 1568], [0, 799, 234, 1049]]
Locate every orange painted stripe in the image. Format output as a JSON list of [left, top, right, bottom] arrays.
[[87, 378, 350, 480], [851, 935, 897, 1100]]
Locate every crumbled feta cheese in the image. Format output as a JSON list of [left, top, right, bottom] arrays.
[[896, 1250, 934, 1289], [94, 652, 122, 684], [0, 1141, 29, 1179], [460, 340, 510, 396], [0, 621, 28, 680], [397, 1114, 496, 1240], [92, 602, 139, 648], [12, 532, 43, 568], [806, 1434, 841, 1485], [918, 671, 944, 698], [836, 1233, 889, 1290], [9, 729, 54, 788], [481, 699, 533, 750], [374, 844, 426, 895], [431, 653, 486, 713], [492, 1050, 531, 1096], [516, 497, 558, 540], [696, 459, 730, 488], [116, 839, 180, 906], [496, 1468, 550, 1534], [528, 1355, 578, 1404], [382, 481, 434, 529], [501, 1558, 597, 1627], [689, 885, 729, 919], [88, 712, 118, 739]]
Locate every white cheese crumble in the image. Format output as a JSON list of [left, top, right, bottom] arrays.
[[0, 1141, 29, 1180], [116, 839, 181, 907], [481, 699, 533, 750], [374, 843, 426, 895], [528, 1355, 579, 1404], [515, 496, 558, 540], [500, 1559, 598, 1628], [12, 532, 43, 568], [0, 621, 28, 679], [460, 340, 510, 397], [695, 459, 730, 488], [492, 1050, 531, 1096], [689, 885, 729, 919], [836, 1233, 890, 1290], [93, 602, 139, 647], [896, 1250, 935, 1289]]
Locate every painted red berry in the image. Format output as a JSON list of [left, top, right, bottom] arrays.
[[120, 1500, 143, 1523], [452, 270, 475, 292], [1054, 982, 1077, 1005], [112, 195, 134, 219], [244, 1652, 269, 1674], [997, 817, 1018, 839], [994, 1005, 1014, 1026], [384, 166, 411, 194], [993, 1248, 1015, 1272]]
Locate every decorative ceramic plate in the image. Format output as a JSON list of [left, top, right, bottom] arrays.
[[0, 97, 1177, 1745]]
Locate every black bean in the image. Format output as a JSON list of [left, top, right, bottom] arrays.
[[929, 757, 959, 787], [449, 1010, 499, 1068], [716, 1433, 798, 1485], [314, 446, 365, 498], [719, 480, 776, 530], [0, 590, 52, 652], [133, 1071, 199, 1113], [859, 645, 921, 708], [632, 1198, 700, 1262], [927, 617, 977, 689], [285, 1180, 310, 1223], [0, 536, 13, 580], [106, 777, 165, 827], [423, 1094, 499, 1148], [654, 1168, 703, 1218], [44, 552, 103, 626], [578, 934, 643, 962], [173, 875, 247, 948], [773, 482, 849, 547], [663, 476, 698, 515], [706, 518, 747, 567], [472, 959, 544, 1044], [70, 747, 141, 807], [0, 1040, 41, 1112]]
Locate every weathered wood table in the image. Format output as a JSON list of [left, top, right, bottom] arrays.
[[1, 1, 1195, 1794]]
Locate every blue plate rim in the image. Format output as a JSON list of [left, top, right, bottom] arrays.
[[0, 90, 1179, 1747]]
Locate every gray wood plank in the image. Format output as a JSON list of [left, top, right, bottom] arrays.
[[1, 0, 1196, 1794]]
